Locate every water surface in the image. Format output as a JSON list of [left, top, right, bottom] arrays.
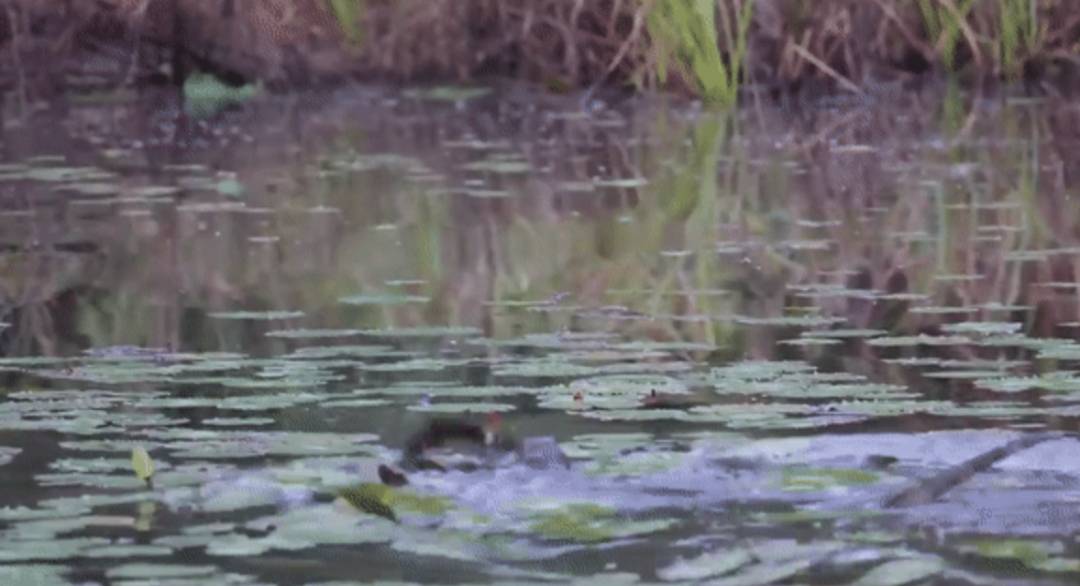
[[2, 84, 1080, 584]]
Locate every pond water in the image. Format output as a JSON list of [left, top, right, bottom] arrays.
[[2, 83, 1080, 585]]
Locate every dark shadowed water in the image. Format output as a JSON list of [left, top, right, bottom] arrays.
[[3, 82, 1080, 585]]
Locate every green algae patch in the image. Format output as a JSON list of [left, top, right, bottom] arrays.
[[338, 483, 453, 521], [780, 466, 880, 492], [957, 538, 1080, 573], [130, 446, 155, 486], [525, 502, 675, 543]]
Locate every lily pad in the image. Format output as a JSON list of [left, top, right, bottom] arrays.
[[407, 401, 516, 414], [208, 311, 305, 320], [205, 503, 395, 556], [358, 326, 482, 338], [867, 335, 973, 347], [339, 294, 430, 306], [779, 466, 880, 492], [265, 329, 363, 338], [106, 563, 217, 580], [0, 564, 71, 585], [524, 502, 676, 543], [657, 549, 754, 582], [0, 446, 20, 467], [941, 322, 1024, 336], [851, 558, 945, 586], [404, 86, 491, 101], [734, 315, 848, 327]]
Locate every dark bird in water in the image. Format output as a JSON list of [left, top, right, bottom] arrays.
[[640, 388, 707, 410], [401, 413, 517, 472], [380, 413, 570, 485], [377, 464, 408, 487]]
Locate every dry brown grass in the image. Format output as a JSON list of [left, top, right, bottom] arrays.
[[1, 0, 1079, 98], [0, 0, 353, 94]]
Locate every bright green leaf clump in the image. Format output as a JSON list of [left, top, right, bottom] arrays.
[[337, 483, 453, 522], [780, 466, 879, 492], [526, 502, 675, 543], [130, 447, 155, 487]]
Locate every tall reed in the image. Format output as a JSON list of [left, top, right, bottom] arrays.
[[327, 0, 362, 45], [916, 0, 979, 72], [999, 0, 1041, 79], [646, 0, 753, 107]]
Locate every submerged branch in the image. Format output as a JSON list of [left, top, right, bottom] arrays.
[[882, 432, 1066, 509]]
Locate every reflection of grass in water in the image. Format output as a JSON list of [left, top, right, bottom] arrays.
[[11, 86, 1078, 364], [941, 79, 966, 137]]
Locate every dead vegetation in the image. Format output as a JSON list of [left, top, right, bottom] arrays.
[[1, 0, 1079, 101]]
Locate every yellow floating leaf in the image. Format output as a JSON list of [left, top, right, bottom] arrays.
[[131, 446, 155, 485]]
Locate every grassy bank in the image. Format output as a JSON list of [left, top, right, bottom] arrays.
[[352, 0, 1079, 102], [2, 1, 1079, 104]]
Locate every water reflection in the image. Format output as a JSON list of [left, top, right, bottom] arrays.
[[3, 87, 1080, 371]]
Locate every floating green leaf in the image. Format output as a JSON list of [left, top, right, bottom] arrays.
[[851, 558, 944, 586], [657, 549, 754, 582], [208, 310, 305, 320], [131, 446, 155, 486]]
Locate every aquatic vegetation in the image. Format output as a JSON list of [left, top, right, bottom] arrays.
[[183, 73, 260, 118], [779, 466, 881, 492], [208, 310, 305, 320], [524, 502, 676, 543], [338, 293, 430, 306], [957, 538, 1079, 573], [403, 86, 492, 102], [851, 557, 944, 586], [340, 483, 453, 519], [407, 401, 516, 414], [203, 504, 395, 556], [656, 548, 754, 582], [356, 326, 482, 338], [917, 0, 979, 72], [265, 328, 364, 338], [735, 315, 848, 327], [646, 0, 754, 106], [130, 447, 155, 487], [5, 72, 1080, 586]]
